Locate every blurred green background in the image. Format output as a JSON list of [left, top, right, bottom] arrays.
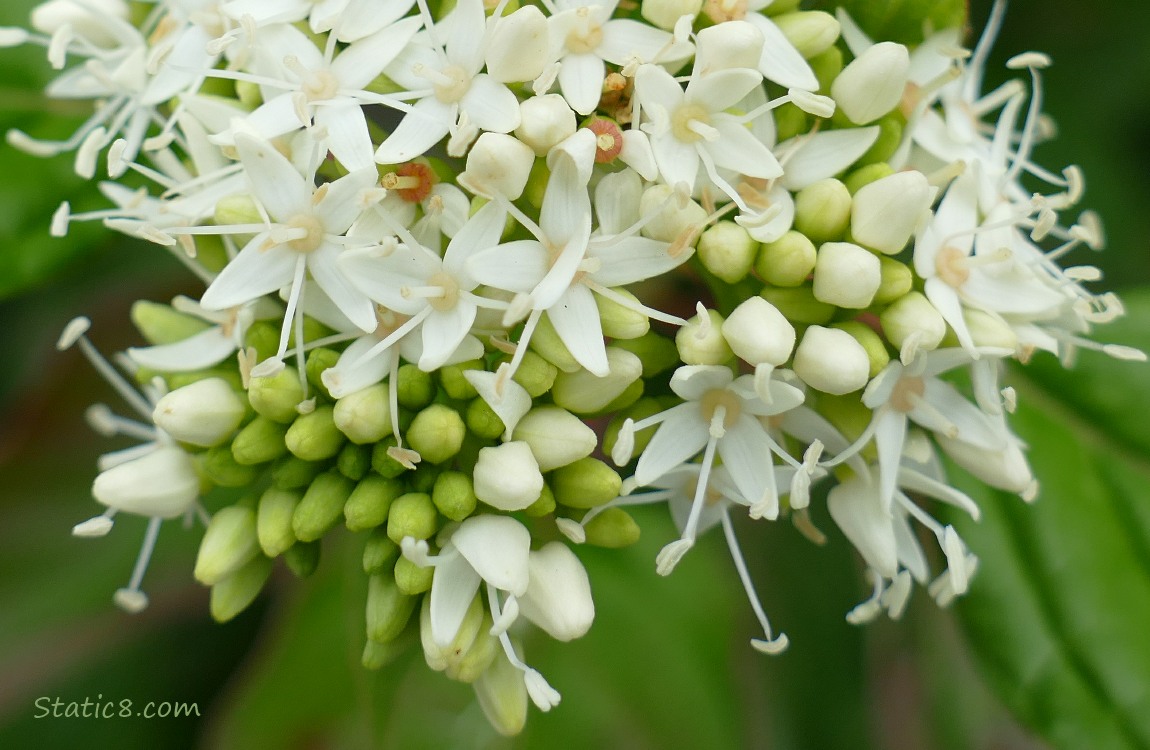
[[1, 1, 1148, 748]]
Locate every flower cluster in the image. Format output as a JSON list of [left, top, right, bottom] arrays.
[[8, 0, 1142, 735]]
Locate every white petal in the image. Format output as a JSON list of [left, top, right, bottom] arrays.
[[419, 302, 477, 371], [235, 133, 311, 221], [686, 68, 762, 113], [827, 475, 898, 579], [590, 236, 682, 286], [717, 416, 775, 509], [330, 16, 422, 86], [558, 53, 605, 115], [467, 240, 549, 294], [518, 542, 595, 641], [429, 546, 483, 647], [313, 103, 374, 172], [461, 75, 521, 133], [598, 19, 678, 66], [307, 245, 377, 332], [127, 328, 236, 372], [707, 117, 783, 179], [747, 14, 818, 90], [634, 404, 708, 486], [374, 98, 453, 164], [465, 370, 534, 439], [548, 286, 609, 376], [669, 364, 734, 401], [200, 238, 297, 311], [452, 515, 532, 596], [777, 126, 880, 191]]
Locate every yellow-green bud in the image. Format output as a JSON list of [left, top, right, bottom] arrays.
[[813, 241, 881, 309], [345, 475, 405, 532], [396, 364, 436, 410], [832, 42, 910, 125], [363, 529, 400, 575], [513, 406, 598, 472], [394, 554, 434, 595], [774, 102, 808, 142], [764, 0, 800, 13], [293, 471, 355, 542], [529, 313, 581, 373], [857, 114, 903, 167], [305, 348, 340, 400], [272, 454, 324, 489], [596, 288, 650, 340], [231, 415, 290, 465], [964, 308, 1018, 351], [130, 300, 211, 345], [199, 444, 258, 487], [366, 574, 417, 643], [284, 540, 320, 578], [552, 457, 621, 509], [774, 10, 841, 59], [552, 347, 643, 413], [793, 325, 871, 395], [850, 170, 934, 254], [447, 618, 500, 684], [333, 383, 393, 445], [257, 486, 300, 557], [524, 482, 556, 518], [474, 441, 544, 511], [285, 405, 345, 461], [210, 555, 272, 623], [386, 492, 439, 543], [511, 350, 558, 397], [214, 193, 261, 226], [362, 637, 404, 671], [244, 321, 279, 364], [833, 321, 890, 378], [819, 393, 873, 446], [337, 442, 371, 480], [475, 649, 528, 737], [676, 308, 733, 365], [371, 437, 410, 479], [406, 404, 465, 464], [465, 397, 506, 440], [604, 397, 663, 458], [421, 594, 486, 674], [755, 230, 817, 287], [844, 162, 896, 194], [610, 331, 679, 377], [584, 507, 641, 547], [794, 178, 852, 243], [874, 256, 914, 304], [809, 45, 843, 92], [697, 221, 758, 284], [438, 360, 484, 400], [639, 184, 706, 244], [761, 285, 836, 324], [248, 366, 305, 423], [195, 506, 259, 586], [432, 470, 477, 522], [640, 0, 702, 31], [880, 291, 947, 354]]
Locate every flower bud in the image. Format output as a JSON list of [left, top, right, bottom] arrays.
[[93, 446, 199, 519], [697, 220, 758, 283], [231, 415, 290, 465], [272, 454, 324, 490], [366, 573, 417, 643], [760, 284, 835, 324], [880, 291, 947, 354], [858, 114, 903, 166], [337, 442, 371, 480], [257, 486, 300, 558], [584, 507, 641, 548], [551, 457, 622, 509], [641, 0, 702, 31], [130, 300, 210, 345], [285, 405, 345, 461], [794, 178, 852, 243], [813, 241, 881, 309], [773, 10, 840, 59], [474, 441, 545, 511], [639, 184, 706, 244], [466, 397, 507, 440], [874, 256, 914, 304], [937, 431, 1034, 496], [513, 406, 598, 472], [363, 529, 400, 575], [333, 383, 393, 444], [844, 162, 895, 194], [850, 170, 934, 254], [722, 296, 796, 367], [449, 620, 500, 683], [552, 347, 643, 414], [421, 593, 485, 673], [793, 325, 871, 395], [396, 363, 435, 410], [371, 437, 410, 479], [362, 638, 404, 671], [386, 492, 439, 543], [344, 475, 405, 532], [438, 360, 484, 400], [395, 554, 435, 595], [199, 444, 258, 487], [406, 404, 466, 464], [293, 471, 355, 542], [283, 540, 320, 578], [195, 506, 258, 586], [529, 313, 581, 373], [475, 648, 528, 737], [963, 308, 1018, 351], [213, 193, 262, 227], [248, 366, 305, 423], [827, 475, 898, 579], [693, 20, 764, 74], [755, 230, 817, 287], [512, 351, 559, 397], [486, 5, 549, 83], [611, 332, 679, 379], [675, 308, 733, 365], [32, 0, 128, 39], [210, 555, 272, 623], [458, 133, 535, 201], [832, 42, 910, 125], [433, 470, 478, 522], [515, 95, 577, 156], [518, 542, 595, 641], [596, 288, 650, 340], [604, 397, 663, 459], [524, 483, 557, 518], [305, 348, 340, 401], [833, 321, 889, 378]]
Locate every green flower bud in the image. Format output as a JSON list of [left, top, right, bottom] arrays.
[[774, 102, 808, 142], [584, 507, 641, 548], [214, 193, 261, 226], [857, 114, 903, 167], [333, 383, 393, 445], [639, 184, 706, 244], [396, 364, 436, 410], [475, 648, 528, 737], [809, 45, 843, 92], [366, 574, 417, 643], [286, 405, 345, 461], [406, 404, 465, 464], [794, 178, 852, 243], [513, 406, 598, 472], [774, 10, 841, 58], [422, 593, 482, 672], [231, 415, 290, 465], [764, 0, 800, 14], [697, 221, 758, 284], [130, 300, 210, 345], [448, 621, 499, 683], [832, 42, 910, 125], [524, 482, 556, 518], [195, 506, 259, 586], [552, 347, 643, 414], [760, 285, 836, 324], [363, 529, 400, 575], [610, 331, 679, 377], [511, 350, 558, 397], [248, 366, 305, 424], [813, 241, 881, 309], [394, 554, 434, 596], [819, 393, 873, 447], [371, 437, 410, 479], [151, 377, 245, 448], [598, 377, 644, 414], [305, 348, 340, 401], [362, 637, 405, 671], [438, 360, 484, 400], [465, 397, 506, 441], [963, 308, 1018, 351], [880, 291, 947, 354], [552, 457, 621, 509], [272, 454, 324, 489], [844, 162, 896, 194], [210, 555, 272, 623], [833, 321, 890, 378], [345, 475, 405, 532], [474, 442, 544, 511], [641, 0, 702, 31], [337, 442, 372, 481], [603, 397, 663, 459], [874, 256, 914, 305], [596, 288, 650, 340], [675, 308, 732, 366], [432, 471, 478, 522], [283, 540, 321, 578], [529, 313, 581, 373], [386, 492, 439, 543], [293, 471, 355, 542], [755, 230, 817, 287], [257, 486, 300, 558], [199, 444, 258, 487]]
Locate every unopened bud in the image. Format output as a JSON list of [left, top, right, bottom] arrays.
[[833, 321, 889, 378], [512, 350, 559, 396], [693, 20, 764, 75], [231, 415, 290, 465], [486, 5, 549, 83], [529, 313, 581, 372], [639, 184, 706, 244], [407, 404, 466, 464], [697, 220, 758, 283], [474, 441, 545, 511], [596, 288, 650, 340], [524, 483, 557, 518], [774, 10, 840, 59], [130, 300, 211, 345], [874, 256, 914, 304], [363, 529, 400, 575], [438, 360, 484, 400], [93, 446, 199, 519], [832, 41, 910, 125], [755, 230, 817, 287], [395, 554, 435, 595], [293, 471, 355, 542], [200, 444, 258, 487], [551, 457, 622, 509], [213, 193, 262, 227], [195, 506, 258, 586], [344, 475, 404, 532], [518, 542, 595, 641], [396, 363, 436, 410], [722, 296, 796, 367], [333, 383, 393, 444], [475, 649, 528, 737], [880, 292, 946, 354], [793, 325, 871, 394], [284, 540, 320, 578], [641, 0, 702, 30], [466, 397, 507, 440], [386, 492, 439, 543], [432, 470, 478, 522], [366, 574, 417, 643], [285, 405, 345, 461], [676, 308, 733, 365], [458, 133, 535, 201], [851, 170, 934, 254], [583, 507, 641, 547], [552, 347, 644, 413], [844, 162, 895, 194], [248, 366, 305, 423], [516, 95, 577, 155], [210, 555, 272, 623], [257, 486, 300, 558], [272, 454, 324, 489], [964, 308, 1018, 351], [813, 241, 881, 308], [513, 406, 598, 472], [794, 178, 852, 243]]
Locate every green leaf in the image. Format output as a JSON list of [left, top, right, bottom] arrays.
[[811, 0, 966, 46], [949, 288, 1150, 750]]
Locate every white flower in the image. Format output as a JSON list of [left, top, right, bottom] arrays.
[[221, 0, 416, 43], [126, 296, 279, 373]]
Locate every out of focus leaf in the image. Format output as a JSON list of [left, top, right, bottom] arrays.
[[811, 0, 966, 45]]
